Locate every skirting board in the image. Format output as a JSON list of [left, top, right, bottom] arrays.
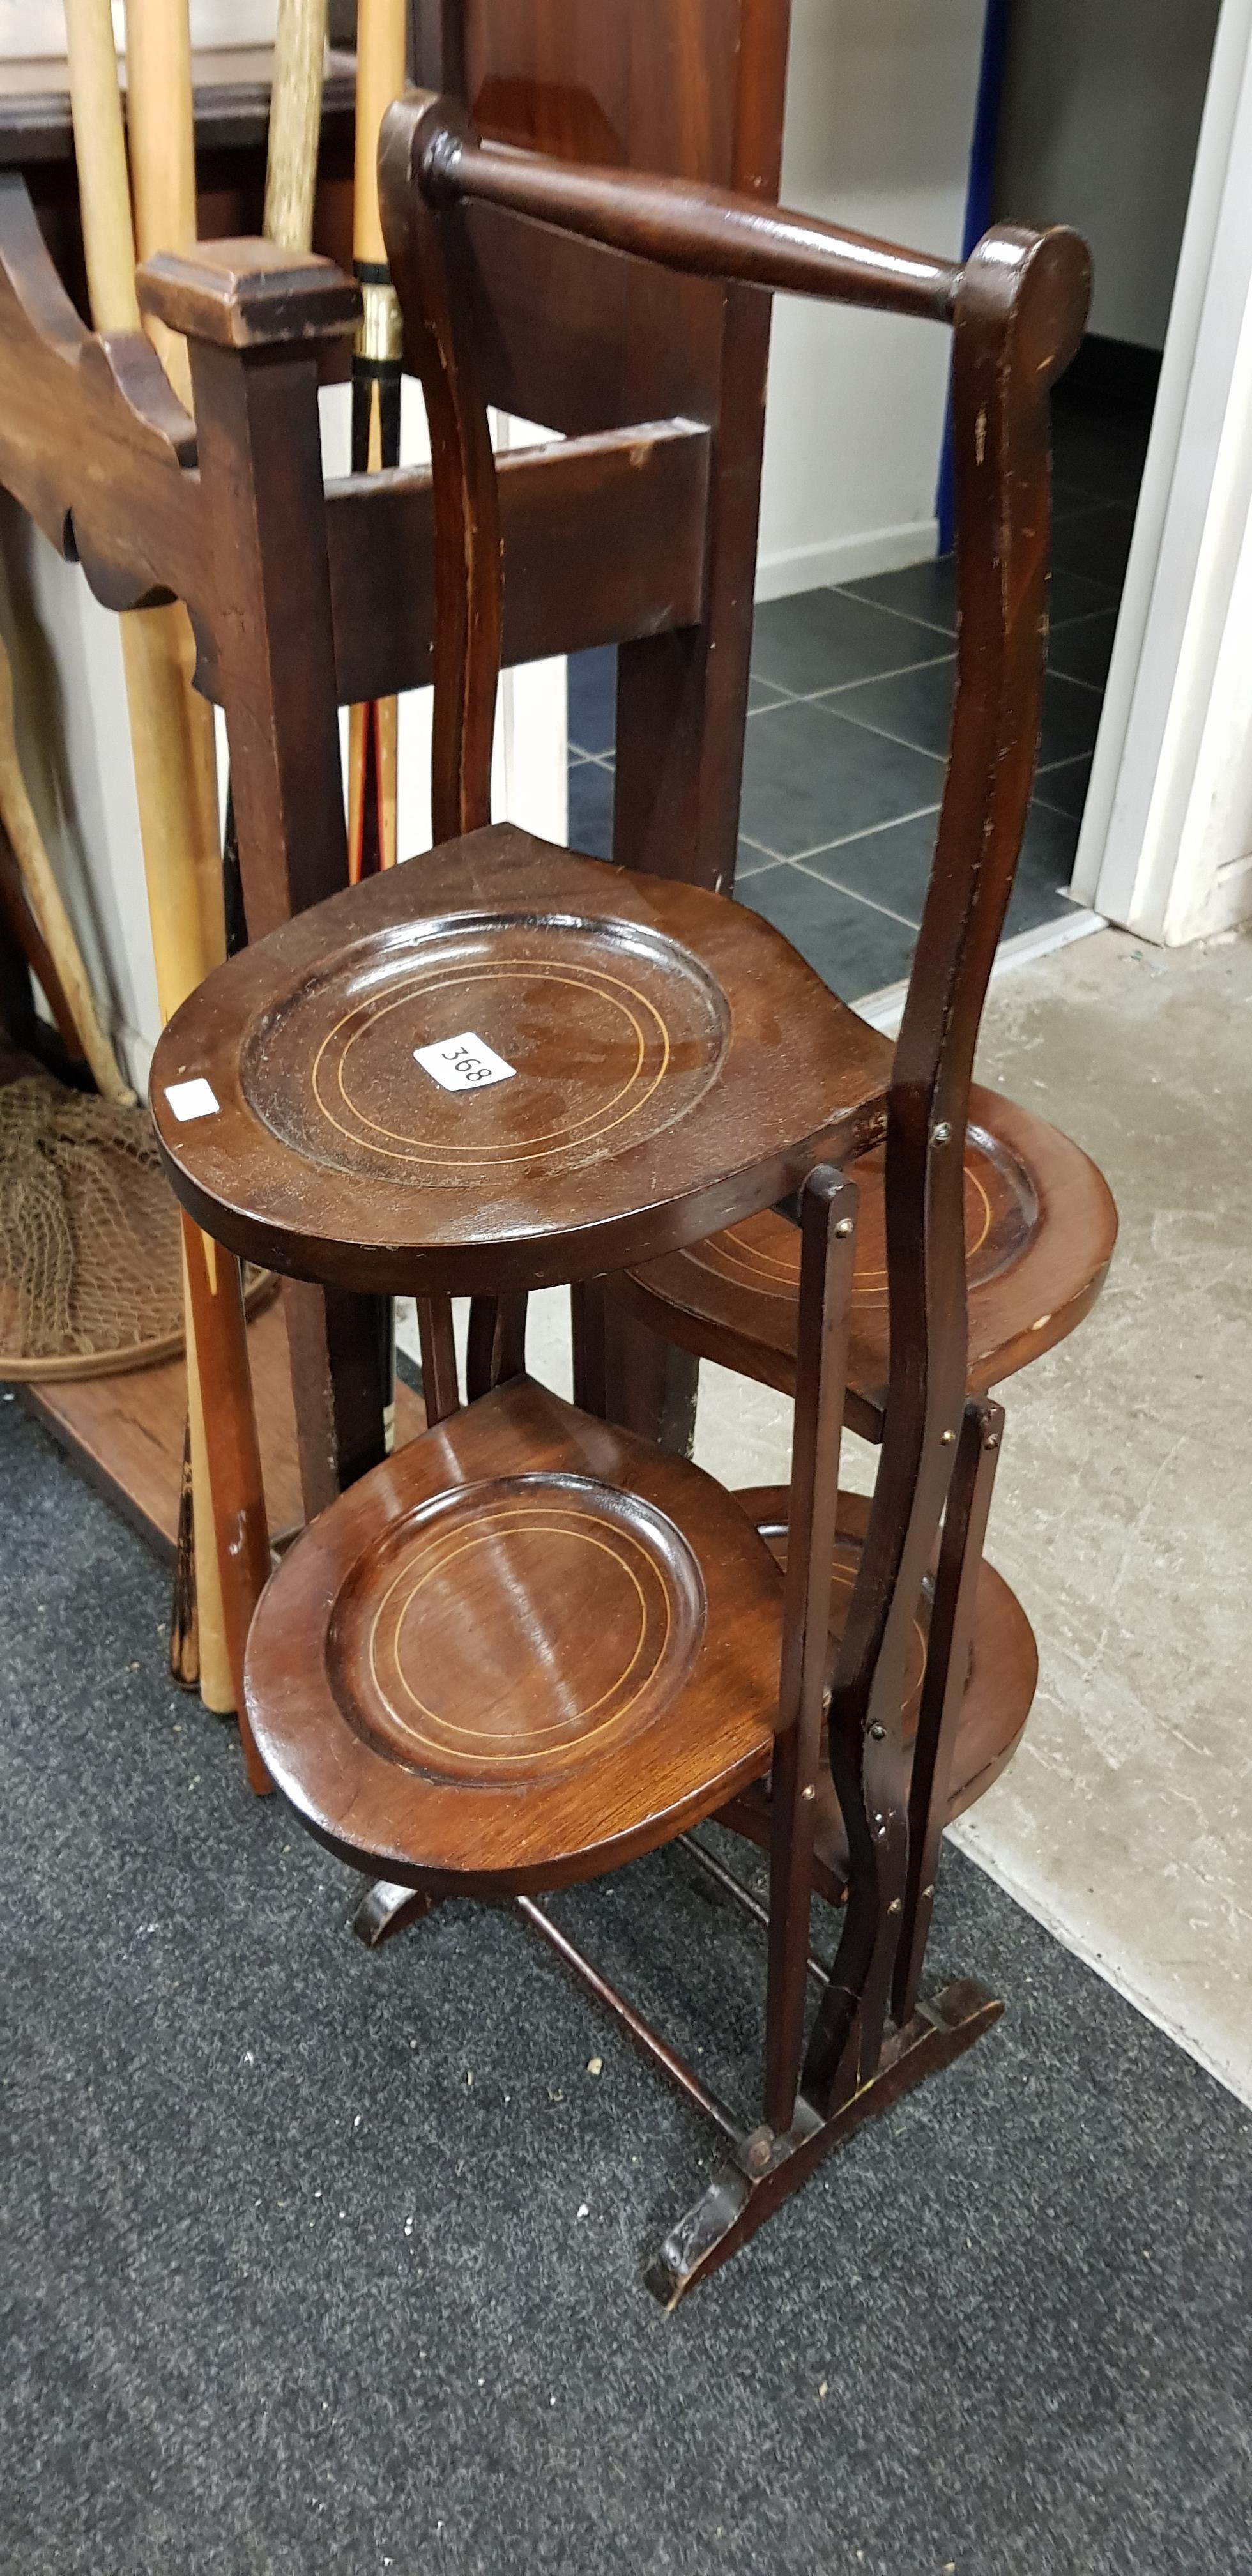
[[856, 907, 1108, 1036], [755, 515, 940, 604]]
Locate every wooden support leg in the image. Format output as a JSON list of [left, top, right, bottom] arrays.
[[181, 1216, 272, 1793], [570, 1280, 607, 1418], [602, 1300, 698, 1455], [765, 1172, 857, 2133], [892, 1396, 1004, 2027], [353, 1296, 463, 1936], [417, 1296, 461, 1425], [351, 1880, 441, 1947], [646, 1979, 1002, 2308], [465, 1293, 528, 1402]]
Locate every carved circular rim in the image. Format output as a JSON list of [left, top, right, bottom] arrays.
[[151, 836, 880, 1295], [326, 1472, 706, 1786]]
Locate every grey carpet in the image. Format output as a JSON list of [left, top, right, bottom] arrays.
[[2, 1397, 1249, 2576]]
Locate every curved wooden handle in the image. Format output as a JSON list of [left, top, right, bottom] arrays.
[[0, 631, 131, 1100], [264, 0, 328, 254], [404, 93, 1092, 360], [407, 95, 963, 323]]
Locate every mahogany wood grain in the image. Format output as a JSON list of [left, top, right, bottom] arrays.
[[387, 92, 498, 842], [19, 1290, 423, 1560], [422, 123, 961, 321], [892, 1396, 1004, 2028], [312, 422, 713, 716], [150, 826, 883, 1297], [1, 44, 1101, 2282], [423, 3, 797, 1436], [614, 1084, 1118, 1438], [149, 240, 396, 1514], [765, 1169, 857, 2133], [375, 98, 1090, 2136], [180, 1216, 273, 1793], [800, 223, 1089, 2120], [155, 103, 1087, 2286], [647, 1979, 1004, 2307], [0, 186, 716, 701], [245, 1374, 784, 1895], [716, 1486, 1037, 1911]]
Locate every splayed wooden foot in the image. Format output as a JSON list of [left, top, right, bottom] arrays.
[[646, 1979, 1001, 2308], [351, 1879, 441, 1948]]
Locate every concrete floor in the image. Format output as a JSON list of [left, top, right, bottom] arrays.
[[404, 922, 1252, 2109], [952, 924, 1252, 2106]]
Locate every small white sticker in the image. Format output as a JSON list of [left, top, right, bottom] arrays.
[[413, 1031, 516, 1093], [164, 1078, 220, 1122]]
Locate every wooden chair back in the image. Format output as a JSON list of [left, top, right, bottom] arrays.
[[380, 86, 1091, 2083], [415, 0, 793, 898]]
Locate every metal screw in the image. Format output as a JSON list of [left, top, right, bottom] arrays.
[[869, 1723, 887, 1742], [931, 1121, 952, 1146], [941, 1428, 956, 1445], [801, 1784, 816, 1803], [984, 1432, 1000, 1452], [923, 1883, 935, 1899], [745, 2130, 773, 2174], [888, 1897, 903, 1917], [835, 1217, 853, 1237]]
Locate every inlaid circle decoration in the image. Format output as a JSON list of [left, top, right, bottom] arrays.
[[686, 1206, 804, 1303], [240, 913, 729, 1188], [327, 1473, 707, 1785], [839, 1128, 1038, 1305], [684, 1123, 1037, 1309]]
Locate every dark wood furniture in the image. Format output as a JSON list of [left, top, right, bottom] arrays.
[[613, 1089, 1117, 1443], [0, 0, 797, 1533], [0, 45, 358, 324], [148, 89, 1090, 2296]]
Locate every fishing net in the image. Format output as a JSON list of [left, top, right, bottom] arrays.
[[0, 1072, 185, 1379]]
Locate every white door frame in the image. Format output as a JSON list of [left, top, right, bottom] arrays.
[[1073, 0, 1252, 943]]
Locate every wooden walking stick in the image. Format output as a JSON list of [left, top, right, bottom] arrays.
[[63, 0, 270, 1773], [347, 0, 406, 884], [0, 632, 132, 1103], [264, 0, 328, 252], [340, 0, 411, 1433]]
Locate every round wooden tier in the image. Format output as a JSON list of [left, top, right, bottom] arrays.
[[617, 1083, 1118, 1425], [149, 824, 889, 1298], [245, 1377, 1038, 1903], [244, 1374, 784, 1896], [718, 1485, 1038, 1906]]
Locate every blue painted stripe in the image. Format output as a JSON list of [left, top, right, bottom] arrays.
[[936, 0, 1012, 553]]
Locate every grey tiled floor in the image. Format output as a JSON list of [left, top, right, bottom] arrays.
[[568, 394, 1142, 1004]]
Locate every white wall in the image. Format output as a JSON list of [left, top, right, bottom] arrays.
[[0, 498, 159, 1082], [993, 0, 1221, 351], [1073, 0, 1252, 943], [756, 0, 986, 600], [0, 4, 278, 56]]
